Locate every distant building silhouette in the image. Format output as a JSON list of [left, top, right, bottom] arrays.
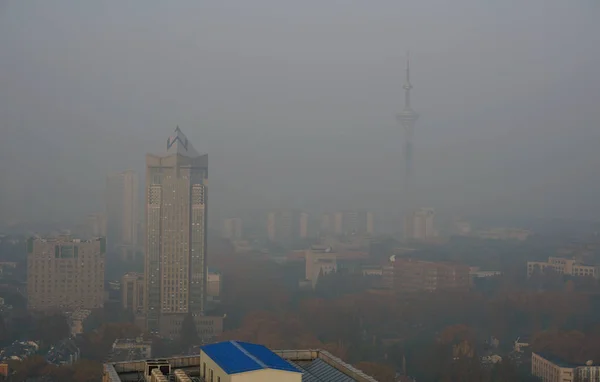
[[322, 211, 374, 236], [266, 209, 307, 246], [106, 170, 139, 260], [222, 218, 243, 240], [404, 207, 436, 240]]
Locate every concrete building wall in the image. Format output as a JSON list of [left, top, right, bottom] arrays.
[[200, 349, 231, 382], [199, 351, 301, 382], [122, 272, 144, 313], [27, 237, 105, 312], [207, 272, 221, 298], [531, 352, 574, 382], [231, 369, 301, 382]]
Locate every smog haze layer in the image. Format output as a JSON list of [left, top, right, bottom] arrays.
[[1, 0, 599, 227]]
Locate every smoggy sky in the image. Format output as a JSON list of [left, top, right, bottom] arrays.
[[1, 1, 599, 228]]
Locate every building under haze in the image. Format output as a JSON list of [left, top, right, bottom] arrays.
[[144, 127, 209, 337], [121, 272, 144, 314], [221, 217, 243, 240], [386, 258, 470, 293], [322, 211, 374, 236], [106, 170, 139, 261], [27, 236, 105, 312], [267, 209, 308, 246], [404, 208, 436, 240]]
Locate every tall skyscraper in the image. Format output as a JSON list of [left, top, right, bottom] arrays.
[[106, 170, 139, 257], [144, 127, 208, 336], [27, 236, 105, 312]]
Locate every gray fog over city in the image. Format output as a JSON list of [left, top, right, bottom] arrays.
[[2, 2, 600, 382], [2, 1, 599, 228]]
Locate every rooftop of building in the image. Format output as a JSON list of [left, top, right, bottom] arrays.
[[46, 338, 79, 365], [165, 126, 200, 157], [29, 236, 105, 244], [103, 346, 380, 382], [202, 341, 299, 374], [113, 337, 152, 347], [534, 351, 600, 369]]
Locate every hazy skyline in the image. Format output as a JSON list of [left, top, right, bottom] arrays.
[[1, 1, 599, 227]]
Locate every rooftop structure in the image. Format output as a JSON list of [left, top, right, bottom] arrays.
[[46, 338, 80, 366], [109, 337, 152, 362], [531, 352, 600, 382], [103, 342, 380, 382]]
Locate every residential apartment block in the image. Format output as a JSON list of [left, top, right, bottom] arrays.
[[27, 237, 105, 312], [267, 209, 307, 246], [321, 210, 374, 236], [527, 257, 598, 278]]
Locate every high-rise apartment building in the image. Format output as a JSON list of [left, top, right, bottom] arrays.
[[322, 211, 374, 236], [106, 170, 139, 256], [222, 218, 243, 240], [404, 208, 436, 240], [122, 272, 144, 313], [266, 209, 307, 246], [145, 127, 208, 337], [27, 237, 105, 312]]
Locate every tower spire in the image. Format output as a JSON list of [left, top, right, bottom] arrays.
[[397, 52, 419, 218], [403, 51, 412, 108]]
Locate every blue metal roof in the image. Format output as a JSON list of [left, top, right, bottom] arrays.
[[201, 341, 300, 375]]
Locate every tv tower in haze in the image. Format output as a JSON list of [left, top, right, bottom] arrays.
[[396, 53, 419, 201]]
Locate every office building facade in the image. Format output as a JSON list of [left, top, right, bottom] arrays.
[[144, 127, 208, 336], [27, 237, 105, 312]]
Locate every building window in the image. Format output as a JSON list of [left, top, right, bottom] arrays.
[[203, 363, 206, 377], [210, 369, 213, 382]]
